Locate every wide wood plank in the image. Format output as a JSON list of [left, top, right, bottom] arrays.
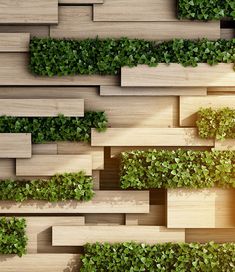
[[0, 191, 149, 214], [53, 226, 185, 245], [0, 133, 31, 158], [50, 6, 220, 40], [16, 155, 92, 176], [121, 64, 235, 87], [214, 139, 235, 151], [0, 0, 58, 24], [91, 128, 214, 146], [0, 33, 29, 52]]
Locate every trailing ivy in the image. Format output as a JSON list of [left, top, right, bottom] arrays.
[[0, 172, 94, 202], [120, 149, 235, 189], [0, 112, 108, 143], [81, 242, 235, 271], [29, 37, 235, 76], [0, 217, 27, 256], [197, 107, 235, 140], [178, 0, 235, 20]]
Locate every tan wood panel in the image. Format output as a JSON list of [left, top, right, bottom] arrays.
[[32, 144, 58, 155], [0, 33, 30, 52], [60, 0, 103, 3], [167, 189, 235, 228], [0, 159, 15, 178], [50, 6, 220, 40], [208, 87, 235, 94], [0, 191, 149, 214], [0, 25, 49, 37], [214, 140, 235, 151], [0, 254, 81, 272], [92, 170, 100, 190], [91, 128, 214, 147], [16, 155, 92, 176], [85, 213, 124, 225], [0, 133, 31, 158], [221, 29, 235, 39], [121, 64, 235, 87], [53, 226, 185, 245]]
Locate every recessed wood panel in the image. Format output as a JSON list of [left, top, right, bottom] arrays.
[[0, 33, 30, 52]]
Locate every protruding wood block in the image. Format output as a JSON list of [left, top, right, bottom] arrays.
[[0, 33, 30, 52]]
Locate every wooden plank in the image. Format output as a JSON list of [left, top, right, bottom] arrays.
[[50, 6, 220, 40], [85, 213, 124, 225], [92, 170, 100, 190], [16, 155, 92, 176], [100, 86, 207, 96], [0, 254, 81, 272], [208, 87, 235, 94], [52, 226, 185, 245], [91, 128, 214, 147], [0, 25, 49, 37], [0, 33, 29, 52], [221, 29, 235, 39], [0, 159, 15, 178], [0, 191, 149, 214], [32, 144, 58, 155], [0, 133, 31, 158], [121, 64, 235, 87], [214, 140, 235, 151], [167, 189, 235, 228], [180, 95, 235, 126], [0, 0, 58, 24], [60, 0, 103, 3]]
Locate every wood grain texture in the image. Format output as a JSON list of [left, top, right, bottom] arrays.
[[214, 140, 235, 151], [121, 64, 235, 87], [16, 155, 92, 176], [220, 29, 235, 39], [0, 159, 15, 178], [60, 0, 103, 3], [0, 26, 49, 37], [92, 170, 100, 190], [91, 128, 214, 147], [52, 226, 185, 245], [32, 144, 58, 155], [0, 0, 58, 24], [0, 33, 30, 52]]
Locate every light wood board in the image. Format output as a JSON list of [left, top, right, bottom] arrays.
[[0, 25, 49, 37], [60, 0, 103, 3], [0, 159, 15, 179], [0, 33, 30, 52], [214, 140, 235, 151], [32, 144, 58, 155], [220, 29, 235, 39]]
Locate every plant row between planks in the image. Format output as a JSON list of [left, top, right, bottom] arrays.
[[29, 38, 235, 77]]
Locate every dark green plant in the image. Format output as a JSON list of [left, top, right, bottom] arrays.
[[29, 37, 235, 76], [120, 149, 235, 189], [0, 112, 108, 143], [178, 0, 235, 20], [197, 107, 235, 140], [81, 242, 235, 272], [0, 217, 27, 256], [0, 172, 94, 202]]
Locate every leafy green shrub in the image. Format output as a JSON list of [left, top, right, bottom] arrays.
[[81, 242, 235, 272], [0, 172, 94, 202], [178, 0, 235, 20], [0, 217, 27, 256], [120, 149, 235, 189], [197, 107, 235, 140], [29, 37, 235, 76], [0, 112, 107, 143]]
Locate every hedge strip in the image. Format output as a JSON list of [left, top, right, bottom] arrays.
[[81, 242, 235, 272], [29, 38, 235, 76], [178, 0, 235, 20], [0, 172, 94, 202], [0, 112, 107, 143], [0, 217, 27, 256], [120, 149, 235, 189], [197, 107, 235, 140]]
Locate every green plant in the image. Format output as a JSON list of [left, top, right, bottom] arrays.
[[0, 112, 108, 143], [178, 0, 235, 20], [0, 217, 27, 256], [120, 149, 235, 189], [29, 37, 235, 76], [0, 172, 94, 202], [81, 242, 235, 271], [197, 107, 235, 140]]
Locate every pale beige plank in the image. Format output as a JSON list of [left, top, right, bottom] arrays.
[[60, 0, 103, 3], [50, 6, 220, 40], [221, 29, 235, 39], [0, 191, 149, 214], [91, 128, 214, 147], [0, 159, 15, 178], [16, 155, 92, 176], [180, 95, 235, 126], [53, 226, 185, 245], [0, 26, 49, 37], [0, 254, 81, 272], [214, 140, 235, 151], [121, 64, 235, 87], [0, 33, 29, 52], [167, 189, 235, 228], [32, 144, 58, 155], [0, 133, 31, 158], [92, 170, 100, 190]]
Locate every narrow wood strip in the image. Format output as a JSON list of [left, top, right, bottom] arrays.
[[0, 33, 30, 52], [32, 144, 58, 155], [220, 29, 235, 39], [214, 140, 235, 151], [59, 0, 103, 3]]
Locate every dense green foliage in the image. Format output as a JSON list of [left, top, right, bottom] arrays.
[[0, 217, 27, 256], [120, 149, 235, 189], [178, 0, 235, 20], [0, 112, 107, 143], [197, 107, 235, 140], [30, 38, 235, 76], [0, 172, 94, 202], [81, 242, 235, 272]]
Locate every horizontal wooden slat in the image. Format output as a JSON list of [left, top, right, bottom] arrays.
[[59, 0, 103, 3], [53, 226, 185, 245], [0, 159, 15, 178], [214, 139, 235, 151], [0, 33, 30, 52], [91, 128, 214, 146], [121, 64, 235, 87], [221, 29, 235, 39], [32, 144, 58, 155], [0, 191, 149, 214], [0, 133, 31, 158], [208, 87, 235, 94], [16, 155, 92, 176]]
